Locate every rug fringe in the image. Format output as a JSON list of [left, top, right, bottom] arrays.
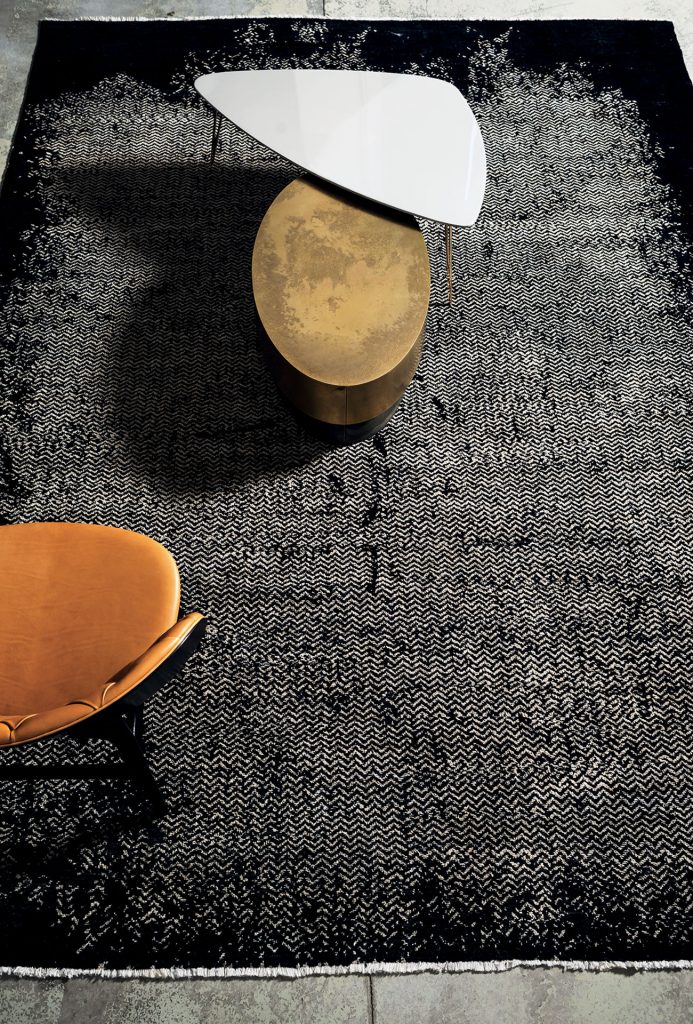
[[2, 960, 693, 979]]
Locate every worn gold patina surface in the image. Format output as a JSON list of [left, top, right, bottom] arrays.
[[252, 178, 430, 416]]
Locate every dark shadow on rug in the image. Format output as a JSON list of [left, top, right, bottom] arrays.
[[56, 159, 330, 492]]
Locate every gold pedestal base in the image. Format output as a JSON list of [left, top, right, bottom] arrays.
[[252, 177, 431, 441]]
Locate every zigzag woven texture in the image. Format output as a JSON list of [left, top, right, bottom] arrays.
[[1, 18, 693, 968]]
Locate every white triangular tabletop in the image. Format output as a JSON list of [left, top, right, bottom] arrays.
[[195, 69, 486, 227]]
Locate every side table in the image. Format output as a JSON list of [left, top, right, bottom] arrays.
[[252, 177, 430, 445]]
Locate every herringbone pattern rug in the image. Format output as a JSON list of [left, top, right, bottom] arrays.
[[1, 18, 692, 969]]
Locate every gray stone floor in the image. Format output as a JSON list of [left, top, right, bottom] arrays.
[[3, 971, 693, 1023], [1, 0, 693, 1020]]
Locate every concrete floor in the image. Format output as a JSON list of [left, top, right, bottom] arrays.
[[2, 971, 693, 1023], [1, 0, 693, 1021]]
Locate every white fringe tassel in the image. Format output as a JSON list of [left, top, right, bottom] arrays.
[[2, 959, 693, 980]]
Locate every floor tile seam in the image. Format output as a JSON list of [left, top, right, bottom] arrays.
[[367, 973, 375, 1024]]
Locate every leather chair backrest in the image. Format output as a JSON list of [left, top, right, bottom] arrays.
[[0, 523, 180, 716]]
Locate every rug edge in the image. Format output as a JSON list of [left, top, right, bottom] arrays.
[[3, 960, 693, 979], [3, 13, 691, 975]]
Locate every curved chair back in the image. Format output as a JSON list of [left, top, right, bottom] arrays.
[[0, 523, 203, 748]]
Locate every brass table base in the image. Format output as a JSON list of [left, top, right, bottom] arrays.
[[252, 176, 431, 444], [283, 391, 405, 447]]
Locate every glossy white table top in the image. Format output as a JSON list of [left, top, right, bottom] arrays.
[[195, 69, 486, 227]]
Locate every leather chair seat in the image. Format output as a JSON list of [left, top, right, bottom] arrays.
[[0, 522, 203, 747]]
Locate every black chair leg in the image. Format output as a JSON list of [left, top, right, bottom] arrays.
[[86, 708, 167, 816]]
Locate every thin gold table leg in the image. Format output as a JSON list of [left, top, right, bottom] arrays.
[[445, 223, 453, 306]]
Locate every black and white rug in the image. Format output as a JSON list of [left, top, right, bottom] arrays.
[[1, 17, 693, 973]]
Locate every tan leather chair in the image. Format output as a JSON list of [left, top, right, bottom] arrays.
[[0, 522, 206, 813]]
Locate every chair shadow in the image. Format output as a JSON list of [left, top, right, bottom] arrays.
[[0, 731, 164, 873], [0, 753, 165, 966], [57, 159, 332, 492], [0, 793, 160, 874]]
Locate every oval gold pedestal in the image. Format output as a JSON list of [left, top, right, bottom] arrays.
[[252, 177, 430, 444]]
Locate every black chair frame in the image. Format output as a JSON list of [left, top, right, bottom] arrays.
[[0, 618, 206, 816]]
